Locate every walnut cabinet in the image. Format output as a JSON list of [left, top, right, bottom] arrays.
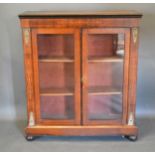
[[19, 11, 142, 141]]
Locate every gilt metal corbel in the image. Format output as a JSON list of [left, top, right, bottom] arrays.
[[23, 28, 30, 45], [29, 112, 35, 126], [128, 112, 134, 125], [132, 28, 138, 44]]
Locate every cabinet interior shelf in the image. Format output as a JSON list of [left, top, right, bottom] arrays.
[[39, 56, 74, 62], [88, 56, 123, 63], [40, 87, 122, 96], [40, 88, 74, 96], [38, 56, 123, 63], [88, 86, 122, 95]]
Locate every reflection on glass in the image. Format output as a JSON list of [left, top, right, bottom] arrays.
[[116, 34, 125, 57]]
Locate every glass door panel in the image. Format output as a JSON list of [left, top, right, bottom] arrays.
[[82, 28, 130, 125], [32, 29, 81, 125]]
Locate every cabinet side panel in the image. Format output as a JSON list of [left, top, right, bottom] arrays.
[[128, 27, 139, 125], [22, 28, 35, 126], [122, 29, 130, 125]]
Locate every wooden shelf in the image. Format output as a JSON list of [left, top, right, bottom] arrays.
[[88, 86, 122, 95], [88, 56, 123, 63], [40, 88, 74, 96], [39, 56, 74, 63]]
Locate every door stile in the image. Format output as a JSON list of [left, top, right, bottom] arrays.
[[73, 29, 81, 125], [82, 29, 89, 125]]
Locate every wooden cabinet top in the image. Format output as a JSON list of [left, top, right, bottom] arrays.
[[19, 10, 142, 18]]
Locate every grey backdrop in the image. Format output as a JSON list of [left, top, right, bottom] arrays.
[[0, 3, 155, 121]]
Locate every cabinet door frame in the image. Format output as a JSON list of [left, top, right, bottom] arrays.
[[82, 28, 130, 125], [32, 28, 81, 125]]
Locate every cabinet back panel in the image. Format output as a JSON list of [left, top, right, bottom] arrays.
[[88, 34, 116, 57], [37, 34, 74, 58], [88, 62, 123, 89], [88, 95, 122, 120], [38, 62, 74, 90], [40, 96, 74, 120]]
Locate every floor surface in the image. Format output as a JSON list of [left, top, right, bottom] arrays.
[[0, 117, 155, 152]]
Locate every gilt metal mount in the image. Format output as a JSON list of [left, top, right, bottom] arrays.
[[29, 112, 35, 126], [128, 112, 134, 125], [23, 28, 30, 45], [132, 28, 138, 44]]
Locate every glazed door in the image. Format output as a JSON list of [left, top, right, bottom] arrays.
[[82, 28, 130, 125], [32, 28, 81, 125]]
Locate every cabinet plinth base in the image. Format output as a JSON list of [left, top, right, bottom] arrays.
[[25, 125, 138, 137]]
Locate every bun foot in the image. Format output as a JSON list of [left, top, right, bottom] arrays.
[[25, 135, 35, 141], [124, 135, 138, 141]]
